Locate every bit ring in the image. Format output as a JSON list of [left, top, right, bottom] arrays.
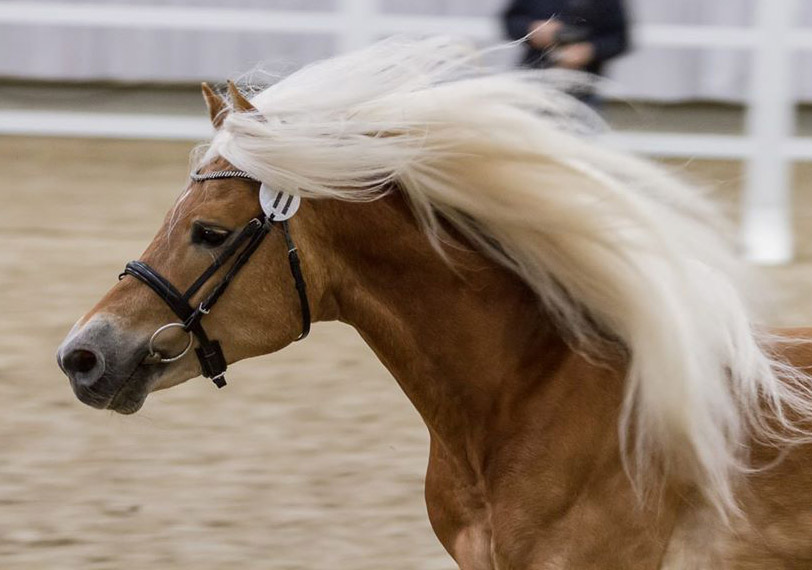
[[147, 322, 194, 364]]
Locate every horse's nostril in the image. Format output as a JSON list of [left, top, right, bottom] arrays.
[[63, 349, 99, 375]]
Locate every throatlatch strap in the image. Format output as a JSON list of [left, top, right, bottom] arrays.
[[282, 221, 311, 341]]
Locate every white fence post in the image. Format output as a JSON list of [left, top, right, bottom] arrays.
[[742, 0, 798, 264]]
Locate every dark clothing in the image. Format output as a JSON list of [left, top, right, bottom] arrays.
[[502, 0, 629, 76]]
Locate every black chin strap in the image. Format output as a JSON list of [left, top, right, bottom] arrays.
[[121, 215, 310, 388]]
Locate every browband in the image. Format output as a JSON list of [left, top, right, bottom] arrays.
[[190, 169, 257, 182]]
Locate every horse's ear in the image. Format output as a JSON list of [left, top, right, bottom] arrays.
[[227, 80, 257, 113], [201, 82, 228, 129]]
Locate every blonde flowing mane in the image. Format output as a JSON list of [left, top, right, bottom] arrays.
[[204, 37, 812, 518]]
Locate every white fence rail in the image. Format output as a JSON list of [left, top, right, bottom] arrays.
[[0, 0, 810, 262]]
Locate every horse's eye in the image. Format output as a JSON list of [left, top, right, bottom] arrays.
[[191, 222, 231, 248]]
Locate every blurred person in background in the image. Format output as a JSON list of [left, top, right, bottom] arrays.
[[502, 0, 629, 106]]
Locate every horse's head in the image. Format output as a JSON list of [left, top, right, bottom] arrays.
[[56, 83, 323, 413]]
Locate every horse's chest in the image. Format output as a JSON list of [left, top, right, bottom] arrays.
[[424, 440, 494, 569]]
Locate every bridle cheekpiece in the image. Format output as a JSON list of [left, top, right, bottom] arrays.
[[119, 169, 310, 388]]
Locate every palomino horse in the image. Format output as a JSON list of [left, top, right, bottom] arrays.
[[57, 39, 812, 568]]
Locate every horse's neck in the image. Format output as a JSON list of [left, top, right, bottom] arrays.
[[308, 194, 622, 472], [306, 195, 680, 565]]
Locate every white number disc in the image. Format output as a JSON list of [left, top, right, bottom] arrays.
[[259, 183, 301, 222]]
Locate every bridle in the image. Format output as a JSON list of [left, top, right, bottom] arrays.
[[119, 169, 310, 388]]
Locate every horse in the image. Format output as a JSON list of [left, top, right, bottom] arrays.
[[56, 38, 812, 569]]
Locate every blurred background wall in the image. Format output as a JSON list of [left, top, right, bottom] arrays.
[[1, 0, 812, 102], [2, 0, 810, 263]]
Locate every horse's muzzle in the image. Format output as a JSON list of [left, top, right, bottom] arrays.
[[58, 345, 106, 404], [56, 315, 151, 413]]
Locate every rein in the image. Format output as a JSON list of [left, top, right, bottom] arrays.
[[119, 169, 310, 388]]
